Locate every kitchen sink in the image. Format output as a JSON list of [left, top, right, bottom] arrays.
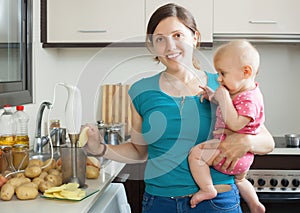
[[29, 151, 60, 161]]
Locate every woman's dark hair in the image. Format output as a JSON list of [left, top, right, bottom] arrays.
[[146, 3, 200, 48]]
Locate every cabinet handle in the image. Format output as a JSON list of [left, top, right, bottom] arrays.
[[77, 30, 107, 33], [249, 21, 277, 24]]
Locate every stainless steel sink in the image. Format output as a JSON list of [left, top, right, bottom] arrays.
[[29, 150, 60, 161]]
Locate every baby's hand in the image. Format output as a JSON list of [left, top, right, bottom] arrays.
[[213, 86, 230, 103], [199, 85, 215, 102]]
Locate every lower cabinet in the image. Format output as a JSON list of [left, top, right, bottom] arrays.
[[113, 163, 146, 213]]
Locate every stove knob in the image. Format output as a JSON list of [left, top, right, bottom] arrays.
[[292, 179, 300, 187], [247, 178, 254, 185], [270, 178, 278, 187], [281, 179, 289, 187], [258, 178, 266, 186]]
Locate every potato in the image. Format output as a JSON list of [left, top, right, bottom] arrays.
[[0, 183, 14, 201], [25, 166, 42, 178], [14, 173, 26, 179], [28, 159, 43, 167], [45, 174, 62, 186], [16, 185, 39, 200], [86, 156, 101, 169], [86, 165, 100, 179], [42, 158, 56, 172], [32, 177, 45, 186], [48, 169, 60, 176], [20, 182, 38, 190], [39, 181, 55, 193], [56, 158, 62, 167], [7, 177, 31, 189], [39, 171, 48, 179], [78, 126, 89, 147]]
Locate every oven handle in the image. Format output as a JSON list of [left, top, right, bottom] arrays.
[[258, 193, 300, 202]]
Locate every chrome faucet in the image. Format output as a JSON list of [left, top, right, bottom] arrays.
[[33, 101, 52, 154]]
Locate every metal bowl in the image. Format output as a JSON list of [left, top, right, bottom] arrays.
[[285, 134, 300, 147]]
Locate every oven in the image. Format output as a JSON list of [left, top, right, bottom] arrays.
[[241, 137, 300, 213]]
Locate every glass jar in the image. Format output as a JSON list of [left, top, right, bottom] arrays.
[[12, 144, 29, 170], [0, 145, 14, 176], [50, 120, 60, 130]]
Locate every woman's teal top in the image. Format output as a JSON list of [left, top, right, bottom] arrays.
[[128, 71, 234, 197]]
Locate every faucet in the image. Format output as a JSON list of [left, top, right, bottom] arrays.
[[33, 101, 52, 154]]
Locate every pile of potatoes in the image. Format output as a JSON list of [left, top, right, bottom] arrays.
[[0, 156, 101, 201], [0, 158, 61, 201]]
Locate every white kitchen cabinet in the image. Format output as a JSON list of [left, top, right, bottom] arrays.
[[145, 1, 213, 44], [214, 0, 300, 41], [45, 0, 145, 44]]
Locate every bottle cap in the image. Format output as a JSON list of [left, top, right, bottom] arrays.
[[16, 105, 24, 111]]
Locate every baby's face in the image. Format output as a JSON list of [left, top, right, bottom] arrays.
[[215, 54, 249, 95]]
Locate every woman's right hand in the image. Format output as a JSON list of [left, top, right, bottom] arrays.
[[83, 124, 105, 156]]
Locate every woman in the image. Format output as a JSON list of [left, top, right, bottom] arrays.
[[84, 3, 274, 213]]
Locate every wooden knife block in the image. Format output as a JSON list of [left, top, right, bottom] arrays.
[[100, 84, 131, 137]]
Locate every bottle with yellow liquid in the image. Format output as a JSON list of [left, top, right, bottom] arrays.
[[13, 105, 29, 146], [0, 105, 16, 146]]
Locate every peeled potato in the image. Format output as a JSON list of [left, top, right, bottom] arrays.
[[78, 126, 89, 147], [86, 156, 101, 169], [86, 165, 100, 179]]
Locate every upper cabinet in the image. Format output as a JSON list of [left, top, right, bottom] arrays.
[[42, 0, 145, 47], [214, 0, 300, 42], [145, 1, 213, 45], [41, 0, 213, 47]]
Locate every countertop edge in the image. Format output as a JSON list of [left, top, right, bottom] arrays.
[[0, 160, 126, 213]]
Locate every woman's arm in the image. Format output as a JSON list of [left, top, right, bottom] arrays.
[[212, 125, 274, 171], [85, 102, 148, 164]]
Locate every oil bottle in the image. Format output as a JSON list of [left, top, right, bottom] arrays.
[[13, 105, 29, 146], [0, 105, 16, 146]]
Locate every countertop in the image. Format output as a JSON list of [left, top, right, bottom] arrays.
[[0, 160, 126, 213], [269, 137, 300, 155]]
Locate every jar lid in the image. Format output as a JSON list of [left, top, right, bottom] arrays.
[[0, 145, 12, 151], [13, 144, 28, 149]]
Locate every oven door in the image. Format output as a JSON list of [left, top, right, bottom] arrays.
[[242, 153, 300, 213], [241, 193, 300, 213]]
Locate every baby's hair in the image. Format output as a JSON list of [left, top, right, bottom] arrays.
[[214, 40, 260, 74]]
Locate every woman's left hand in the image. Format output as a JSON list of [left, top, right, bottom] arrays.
[[212, 130, 251, 171]]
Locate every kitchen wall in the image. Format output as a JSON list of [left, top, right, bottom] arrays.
[[23, 1, 300, 147]]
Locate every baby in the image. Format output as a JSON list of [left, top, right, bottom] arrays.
[[188, 40, 265, 213]]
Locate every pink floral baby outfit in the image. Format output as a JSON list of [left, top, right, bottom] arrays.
[[213, 83, 265, 175]]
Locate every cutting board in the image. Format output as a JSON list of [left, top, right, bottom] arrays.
[[100, 84, 131, 137]]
